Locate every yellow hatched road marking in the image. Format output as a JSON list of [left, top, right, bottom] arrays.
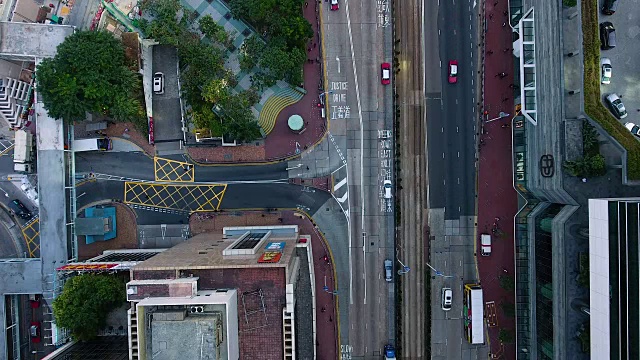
[[21, 217, 40, 258], [154, 157, 195, 182], [124, 182, 227, 212]]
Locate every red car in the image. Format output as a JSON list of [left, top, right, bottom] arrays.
[[330, 0, 339, 10], [381, 62, 391, 85], [30, 322, 41, 343], [448, 60, 458, 84]]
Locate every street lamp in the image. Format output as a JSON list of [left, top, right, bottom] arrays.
[[485, 111, 510, 123], [318, 90, 334, 105], [323, 276, 338, 295], [426, 263, 454, 278], [396, 258, 410, 275]]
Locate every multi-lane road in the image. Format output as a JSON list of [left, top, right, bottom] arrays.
[[321, 0, 395, 357]]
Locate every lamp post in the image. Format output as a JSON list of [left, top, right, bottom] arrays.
[[426, 263, 454, 278], [485, 111, 510, 123], [323, 275, 338, 295], [396, 258, 410, 275], [318, 90, 334, 105]]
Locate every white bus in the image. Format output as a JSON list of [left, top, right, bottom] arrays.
[[463, 284, 485, 344], [73, 138, 112, 152]]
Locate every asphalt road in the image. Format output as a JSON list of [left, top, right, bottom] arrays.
[[76, 179, 331, 225], [74, 152, 289, 181], [321, 0, 395, 357], [426, 0, 478, 220]]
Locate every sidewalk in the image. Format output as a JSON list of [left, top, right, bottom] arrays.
[[478, 1, 519, 358]]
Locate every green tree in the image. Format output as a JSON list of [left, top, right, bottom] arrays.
[[499, 274, 515, 292], [500, 301, 515, 318], [498, 329, 514, 344], [202, 78, 231, 104], [217, 93, 261, 142], [274, 15, 313, 49], [36, 31, 143, 123], [199, 15, 230, 45], [260, 40, 306, 85], [53, 274, 126, 341]]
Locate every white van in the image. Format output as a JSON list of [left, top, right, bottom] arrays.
[[480, 234, 492, 256]]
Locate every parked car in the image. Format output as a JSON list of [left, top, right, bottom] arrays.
[[384, 259, 393, 282], [30, 322, 41, 343], [605, 93, 627, 119], [448, 60, 458, 84], [153, 72, 164, 94], [441, 288, 453, 311], [381, 62, 391, 85], [602, 0, 618, 15], [330, 0, 339, 10], [383, 179, 392, 198], [601, 58, 612, 84], [625, 122, 640, 138], [8, 199, 32, 220], [600, 22, 616, 50]]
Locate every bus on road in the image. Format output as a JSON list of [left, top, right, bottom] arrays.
[[463, 283, 484, 344], [73, 138, 112, 152]]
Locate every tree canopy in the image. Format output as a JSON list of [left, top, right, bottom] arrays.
[[36, 31, 145, 123], [53, 274, 126, 341]]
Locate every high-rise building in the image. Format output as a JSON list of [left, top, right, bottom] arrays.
[[589, 198, 640, 360]]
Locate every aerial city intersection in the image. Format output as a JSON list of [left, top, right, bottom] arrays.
[[0, 0, 638, 359]]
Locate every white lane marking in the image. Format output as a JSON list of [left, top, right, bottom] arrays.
[[336, 56, 341, 73], [334, 177, 348, 191], [337, 192, 349, 203], [344, 0, 366, 306]]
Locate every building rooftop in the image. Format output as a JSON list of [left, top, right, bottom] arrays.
[[133, 226, 299, 271], [0, 21, 73, 59]]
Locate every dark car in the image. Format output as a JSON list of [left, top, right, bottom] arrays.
[[8, 199, 32, 219], [602, 0, 618, 15], [600, 22, 616, 50]]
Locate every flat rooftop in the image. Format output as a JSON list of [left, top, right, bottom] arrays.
[[0, 22, 74, 58], [133, 227, 299, 271]]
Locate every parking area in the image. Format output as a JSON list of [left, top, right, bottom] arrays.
[[152, 45, 184, 150], [598, 0, 640, 132]]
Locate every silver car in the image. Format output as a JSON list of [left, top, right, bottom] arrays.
[[601, 58, 612, 84], [384, 259, 393, 282], [605, 93, 627, 119]]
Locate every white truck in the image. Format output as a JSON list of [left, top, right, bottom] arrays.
[[13, 129, 34, 173], [73, 137, 113, 152], [481, 234, 492, 256]]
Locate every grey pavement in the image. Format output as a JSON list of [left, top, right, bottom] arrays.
[[428, 209, 488, 359], [320, 0, 396, 356], [309, 197, 350, 352], [152, 45, 184, 148], [597, 2, 640, 128], [65, 0, 101, 29]]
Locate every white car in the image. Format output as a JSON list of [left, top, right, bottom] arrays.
[[625, 122, 640, 138], [153, 72, 165, 94], [441, 288, 452, 311], [383, 180, 392, 199], [601, 58, 612, 84]]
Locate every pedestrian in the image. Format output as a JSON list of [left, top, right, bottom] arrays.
[[487, 50, 494, 55], [493, 1, 498, 5], [306, 166, 310, 170], [503, 48, 510, 53], [314, 42, 317, 48], [321, 306, 326, 313], [489, 13, 493, 19], [501, 123, 510, 128], [509, 84, 516, 89], [495, 217, 501, 221], [503, 10, 508, 16], [502, 22, 507, 27], [305, 1, 308, 7], [329, 316, 333, 322], [495, 73, 501, 78], [502, 97, 508, 102]]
